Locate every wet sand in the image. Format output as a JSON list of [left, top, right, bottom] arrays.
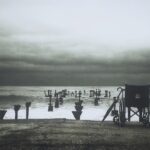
[[0, 119, 150, 150]]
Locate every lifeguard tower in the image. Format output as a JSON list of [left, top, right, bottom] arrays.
[[102, 84, 150, 127]]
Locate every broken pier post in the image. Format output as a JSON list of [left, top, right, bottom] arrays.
[[72, 91, 83, 120], [14, 105, 21, 120], [94, 89, 100, 106], [48, 94, 53, 111], [55, 93, 59, 108], [45, 90, 53, 111], [72, 110, 82, 120], [25, 102, 31, 120], [0, 110, 7, 120], [104, 90, 108, 97], [59, 96, 63, 105]]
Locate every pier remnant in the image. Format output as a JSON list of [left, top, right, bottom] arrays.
[[94, 89, 100, 106], [104, 90, 108, 97], [45, 90, 53, 111], [0, 110, 7, 120], [55, 93, 59, 108], [14, 105, 21, 120], [75, 91, 78, 98], [62, 89, 67, 97], [48, 94, 53, 111], [90, 90, 95, 97], [72, 91, 83, 120], [25, 102, 31, 120], [59, 96, 63, 105]]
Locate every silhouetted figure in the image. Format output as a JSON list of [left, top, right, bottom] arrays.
[[14, 105, 21, 120], [25, 102, 31, 120]]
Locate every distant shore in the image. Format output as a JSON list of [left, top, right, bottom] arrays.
[[0, 119, 150, 150]]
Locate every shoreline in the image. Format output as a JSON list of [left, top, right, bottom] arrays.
[[0, 119, 150, 150]]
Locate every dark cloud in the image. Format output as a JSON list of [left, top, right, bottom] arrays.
[[0, 46, 150, 85], [0, 0, 150, 86]]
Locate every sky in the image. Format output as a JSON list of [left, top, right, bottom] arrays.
[[0, 0, 150, 86]]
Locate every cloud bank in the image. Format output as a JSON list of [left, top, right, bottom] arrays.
[[0, 0, 150, 85]]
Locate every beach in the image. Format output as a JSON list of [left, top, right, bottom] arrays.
[[0, 119, 150, 150], [0, 86, 149, 149]]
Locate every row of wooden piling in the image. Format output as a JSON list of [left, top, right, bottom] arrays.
[[0, 89, 111, 121], [45, 89, 112, 120], [90, 90, 111, 98], [0, 102, 31, 120], [44, 90, 65, 112], [45, 89, 84, 120]]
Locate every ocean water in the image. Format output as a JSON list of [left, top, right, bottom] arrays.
[[0, 86, 135, 121]]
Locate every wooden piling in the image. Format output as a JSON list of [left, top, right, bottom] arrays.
[[25, 102, 31, 120], [0, 110, 7, 120], [14, 105, 21, 120]]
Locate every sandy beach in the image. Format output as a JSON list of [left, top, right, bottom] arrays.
[[0, 119, 150, 150]]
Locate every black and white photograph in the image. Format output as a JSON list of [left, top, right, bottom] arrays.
[[0, 0, 150, 149]]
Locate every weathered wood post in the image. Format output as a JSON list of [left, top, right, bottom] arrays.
[[109, 91, 111, 98], [14, 105, 21, 120], [75, 91, 77, 98], [48, 94, 53, 111], [105, 90, 108, 97], [72, 91, 83, 120], [55, 93, 59, 108], [45, 90, 53, 111], [59, 95, 63, 105], [89, 90, 93, 97], [79, 91, 82, 102], [98, 89, 101, 97], [0, 110, 7, 120], [94, 89, 99, 106], [25, 102, 31, 120], [62, 89, 67, 97], [54, 90, 57, 97]]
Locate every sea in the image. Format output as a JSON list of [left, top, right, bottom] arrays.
[[0, 86, 138, 121]]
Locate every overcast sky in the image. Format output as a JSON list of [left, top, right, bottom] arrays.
[[0, 0, 150, 85]]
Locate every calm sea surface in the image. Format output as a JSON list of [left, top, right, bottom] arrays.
[[0, 86, 137, 121]]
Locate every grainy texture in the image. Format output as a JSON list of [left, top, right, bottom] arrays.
[[0, 119, 150, 150]]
